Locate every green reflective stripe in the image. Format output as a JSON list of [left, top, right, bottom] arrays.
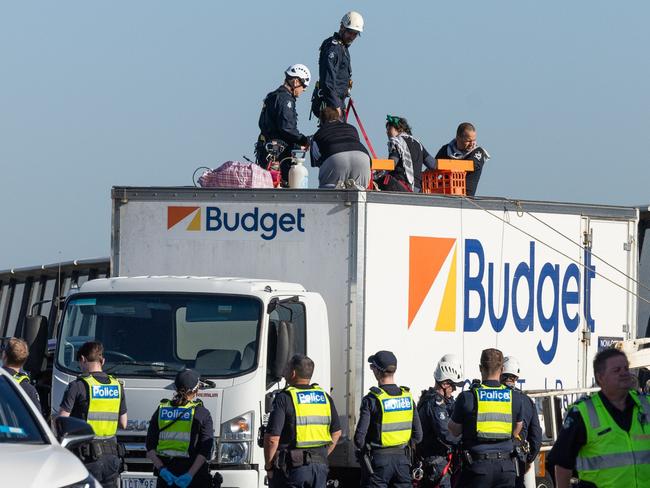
[[295, 415, 331, 426], [577, 450, 650, 471], [157, 449, 190, 458], [87, 412, 120, 421], [382, 421, 412, 432], [295, 440, 329, 448], [584, 397, 600, 429], [159, 431, 192, 442], [477, 432, 511, 439], [477, 413, 512, 423]]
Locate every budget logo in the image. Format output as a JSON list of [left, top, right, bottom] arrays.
[[159, 407, 192, 421], [297, 391, 326, 405], [91, 385, 120, 399], [408, 237, 458, 332], [168, 206, 201, 231], [382, 397, 412, 412]]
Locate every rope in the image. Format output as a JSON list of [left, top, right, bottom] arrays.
[[346, 99, 378, 159], [461, 197, 650, 306], [508, 199, 650, 295]]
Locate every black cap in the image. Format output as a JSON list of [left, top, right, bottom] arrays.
[[368, 350, 397, 372], [175, 369, 200, 391]]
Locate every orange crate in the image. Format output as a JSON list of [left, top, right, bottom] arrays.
[[422, 170, 467, 195]]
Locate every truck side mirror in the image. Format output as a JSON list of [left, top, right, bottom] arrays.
[[22, 315, 49, 377], [265, 391, 277, 413], [268, 320, 294, 382]]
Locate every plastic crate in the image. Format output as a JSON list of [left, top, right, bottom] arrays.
[[421, 170, 467, 195]]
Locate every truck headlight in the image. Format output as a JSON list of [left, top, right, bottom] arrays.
[[218, 411, 253, 464]]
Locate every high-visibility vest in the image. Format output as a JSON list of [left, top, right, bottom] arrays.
[[474, 384, 513, 440], [286, 385, 332, 449], [80, 375, 122, 439], [156, 399, 201, 458], [11, 370, 30, 385], [369, 386, 414, 447], [575, 391, 650, 487]]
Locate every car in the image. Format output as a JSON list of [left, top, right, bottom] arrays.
[[0, 366, 101, 487]]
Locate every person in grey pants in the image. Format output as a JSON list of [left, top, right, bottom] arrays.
[[310, 106, 371, 188]]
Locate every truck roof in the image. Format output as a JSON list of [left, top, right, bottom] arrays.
[[78, 276, 306, 295]]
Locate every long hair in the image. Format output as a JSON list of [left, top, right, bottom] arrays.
[[171, 387, 197, 406], [386, 115, 412, 135]]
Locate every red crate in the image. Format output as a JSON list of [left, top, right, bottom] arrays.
[[421, 170, 467, 195]]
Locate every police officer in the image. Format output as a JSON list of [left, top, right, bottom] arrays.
[[58, 341, 127, 488], [256, 64, 312, 185], [354, 350, 423, 488], [549, 348, 650, 488], [264, 354, 342, 488], [1, 337, 41, 413], [500, 356, 542, 488], [448, 348, 523, 488], [311, 11, 364, 119], [146, 369, 214, 488], [417, 354, 464, 488]]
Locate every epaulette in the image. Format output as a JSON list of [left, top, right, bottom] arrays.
[[400, 386, 410, 392], [331, 38, 339, 45], [369, 386, 382, 395]]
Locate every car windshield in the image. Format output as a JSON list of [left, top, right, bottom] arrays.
[[0, 377, 46, 444], [57, 293, 262, 378]]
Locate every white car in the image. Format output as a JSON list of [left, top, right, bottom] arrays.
[[0, 366, 101, 487]]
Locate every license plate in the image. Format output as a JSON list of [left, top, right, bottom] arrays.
[[121, 477, 157, 488]]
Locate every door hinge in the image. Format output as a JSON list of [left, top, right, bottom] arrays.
[[582, 329, 592, 344], [624, 236, 634, 251], [583, 229, 593, 248], [622, 323, 629, 333]]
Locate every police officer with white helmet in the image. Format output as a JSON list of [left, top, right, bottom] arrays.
[[311, 11, 364, 118], [416, 354, 464, 487]]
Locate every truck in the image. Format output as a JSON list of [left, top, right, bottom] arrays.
[[44, 187, 638, 487]]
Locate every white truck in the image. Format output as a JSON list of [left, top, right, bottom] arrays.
[[48, 187, 639, 487]]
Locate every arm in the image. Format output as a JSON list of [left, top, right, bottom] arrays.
[[119, 413, 128, 430], [319, 46, 343, 110], [145, 410, 164, 469], [264, 435, 280, 470], [411, 407, 423, 444], [119, 385, 127, 429], [187, 455, 207, 477], [423, 148, 437, 170], [328, 430, 342, 456], [526, 398, 543, 460], [353, 396, 372, 450], [513, 421, 523, 438], [554, 465, 573, 488], [448, 392, 465, 437], [276, 98, 308, 146], [447, 419, 462, 437]]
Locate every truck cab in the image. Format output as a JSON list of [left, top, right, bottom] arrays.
[[51, 276, 330, 487]]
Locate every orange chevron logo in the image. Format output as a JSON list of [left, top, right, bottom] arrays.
[[408, 236, 458, 331], [167, 206, 201, 231]]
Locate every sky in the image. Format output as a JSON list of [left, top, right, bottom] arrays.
[[1, 0, 649, 269]]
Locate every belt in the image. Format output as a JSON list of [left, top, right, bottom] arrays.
[[372, 446, 407, 456], [471, 451, 512, 461]]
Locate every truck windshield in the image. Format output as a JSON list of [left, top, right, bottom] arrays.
[[56, 294, 262, 378]]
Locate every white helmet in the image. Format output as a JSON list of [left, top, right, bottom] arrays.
[[285, 64, 311, 87], [434, 354, 464, 385], [502, 356, 521, 377], [341, 11, 364, 33]]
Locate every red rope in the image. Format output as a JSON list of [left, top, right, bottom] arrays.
[[346, 99, 378, 159]]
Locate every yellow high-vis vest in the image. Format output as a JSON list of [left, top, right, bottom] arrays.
[[287, 385, 332, 449], [474, 384, 513, 440], [156, 399, 201, 458], [11, 371, 30, 385], [575, 391, 650, 487], [81, 375, 121, 438], [370, 387, 414, 447]]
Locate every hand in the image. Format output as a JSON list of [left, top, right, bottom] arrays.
[[266, 469, 274, 480], [159, 468, 176, 486], [175, 472, 193, 488]]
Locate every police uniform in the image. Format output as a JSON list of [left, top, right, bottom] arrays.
[[311, 32, 352, 117], [511, 389, 542, 488], [416, 388, 458, 488], [450, 379, 522, 488], [354, 384, 423, 488], [256, 85, 310, 183], [266, 383, 341, 488], [434, 142, 490, 196], [60, 372, 127, 488], [145, 397, 214, 488], [3, 365, 41, 413], [548, 390, 650, 487]]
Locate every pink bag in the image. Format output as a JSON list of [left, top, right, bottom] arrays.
[[198, 161, 274, 189]]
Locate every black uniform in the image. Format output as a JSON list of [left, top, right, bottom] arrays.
[[354, 384, 423, 488], [435, 141, 490, 196], [513, 389, 542, 488], [3, 366, 41, 414], [266, 384, 341, 488], [311, 33, 351, 116], [417, 389, 458, 488], [450, 380, 523, 488], [60, 372, 127, 488], [256, 85, 309, 182], [145, 400, 214, 488]]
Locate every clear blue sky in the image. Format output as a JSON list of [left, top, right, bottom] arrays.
[[1, 1, 649, 269]]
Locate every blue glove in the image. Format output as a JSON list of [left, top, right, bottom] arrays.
[[175, 473, 193, 488], [159, 468, 177, 486]]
